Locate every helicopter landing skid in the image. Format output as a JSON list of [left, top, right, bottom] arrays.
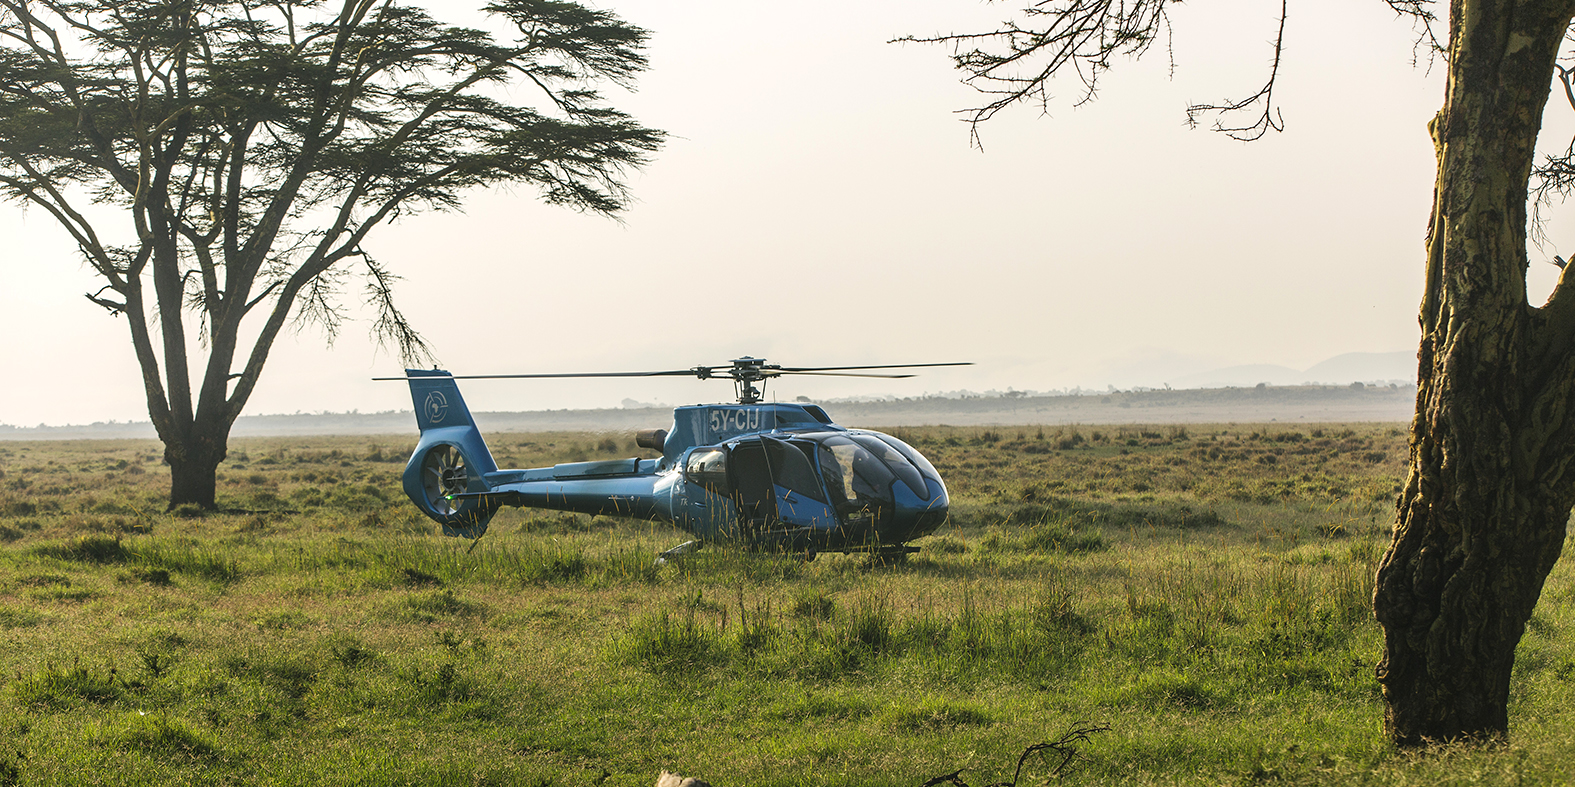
[[857, 545, 920, 566], [654, 539, 703, 566]]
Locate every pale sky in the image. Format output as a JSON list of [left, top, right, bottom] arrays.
[[5, 0, 1563, 426]]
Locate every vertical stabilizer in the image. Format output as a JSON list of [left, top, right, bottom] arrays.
[[408, 369, 477, 434]]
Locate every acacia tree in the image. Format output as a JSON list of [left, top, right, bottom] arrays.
[[912, 0, 1575, 746], [0, 0, 662, 508]]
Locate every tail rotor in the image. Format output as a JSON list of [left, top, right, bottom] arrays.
[[419, 444, 470, 516], [392, 369, 499, 538]]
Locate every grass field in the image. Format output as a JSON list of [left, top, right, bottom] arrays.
[[1, 424, 1572, 786]]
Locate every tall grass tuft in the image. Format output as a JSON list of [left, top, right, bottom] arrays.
[[368, 537, 658, 588], [608, 609, 728, 672], [31, 533, 130, 563], [94, 712, 218, 758], [137, 538, 242, 583], [12, 660, 123, 708], [385, 588, 486, 623]]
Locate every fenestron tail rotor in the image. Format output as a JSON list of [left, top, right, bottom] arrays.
[[420, 444, 469, 516], [376, 357, 972, 404]]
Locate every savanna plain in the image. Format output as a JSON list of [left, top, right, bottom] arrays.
[[1, 423, 1572, 786]]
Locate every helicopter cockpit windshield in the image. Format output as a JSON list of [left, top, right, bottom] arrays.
[[682, 429, 942, 539], [808, 432, 931, 504]]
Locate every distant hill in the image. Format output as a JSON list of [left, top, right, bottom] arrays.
[[1171, 363, 1302, 389], [0, 384, 1416, 440], [1171, 351, 1415, 389], [1302, 351, 1416, 384]]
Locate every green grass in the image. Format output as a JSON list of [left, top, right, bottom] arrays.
[[0, 426, 1571, 785]]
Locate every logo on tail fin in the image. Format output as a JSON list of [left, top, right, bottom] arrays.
[[424, 391, 449, 424]]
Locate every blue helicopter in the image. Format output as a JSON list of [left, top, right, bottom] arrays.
[[381, 358, 968, 560]]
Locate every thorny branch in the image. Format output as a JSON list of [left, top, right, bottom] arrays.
[[905, 0, 1448, 145], [1185, 0, 1286, 141], [1530, 60, 1575, 249], [918, 723, 1111, 787], [897, 0, 1175, 144], [1383, 0, 1446, 66], [898, 0, 1293, 144]]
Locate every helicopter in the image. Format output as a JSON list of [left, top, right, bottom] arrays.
[[379, 357, 969, 561]]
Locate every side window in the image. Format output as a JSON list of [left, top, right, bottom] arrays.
[[685, 448, 728, 493], [767, 439, 825, 503], [818, 444, 848, 507]]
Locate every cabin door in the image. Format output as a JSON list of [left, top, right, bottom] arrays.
[[729, 437, 839, 535], [728, 442, 776, 534]]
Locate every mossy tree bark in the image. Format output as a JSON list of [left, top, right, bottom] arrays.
[[1375, 0, 1575, 746]]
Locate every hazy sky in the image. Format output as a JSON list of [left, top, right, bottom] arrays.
[[6, 0, 1567, 426]]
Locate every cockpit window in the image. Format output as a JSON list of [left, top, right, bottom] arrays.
[[819, 435, 895, 505], [849, 434, 930, 501], [685, 448, 727, 492]]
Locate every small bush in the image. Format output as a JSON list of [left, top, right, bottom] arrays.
[[132, 567, 172, 586], [403, 662, 472, 707], [1, 498, 37, 516], [790, 588, 836, 620], [1108, 670, 1220, 710], [139, 541, 241, 583], [401, 567, 444, 587], [331, 640, 376, 669]]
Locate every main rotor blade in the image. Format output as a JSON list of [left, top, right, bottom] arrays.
[[774, 362, 972, 373], [775, 371, 917, 379], [373, 369, 706, 381], [373, 361, 970, 382]]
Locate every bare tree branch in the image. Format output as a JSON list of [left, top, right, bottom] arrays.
[[918, 723, 1112, 786]]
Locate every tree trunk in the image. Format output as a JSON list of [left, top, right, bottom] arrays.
[[1375, 0, 1575, 747], [163, 425, 228, 510]]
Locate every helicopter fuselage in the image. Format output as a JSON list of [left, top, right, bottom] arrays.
[[399, 371, 949, 554]]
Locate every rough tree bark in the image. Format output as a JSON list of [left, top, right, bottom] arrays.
[[1374, 0, 1575, 745]]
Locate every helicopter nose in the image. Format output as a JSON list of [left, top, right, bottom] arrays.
[[898, 482, 948, 541], [907, 504, 948, 539]]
